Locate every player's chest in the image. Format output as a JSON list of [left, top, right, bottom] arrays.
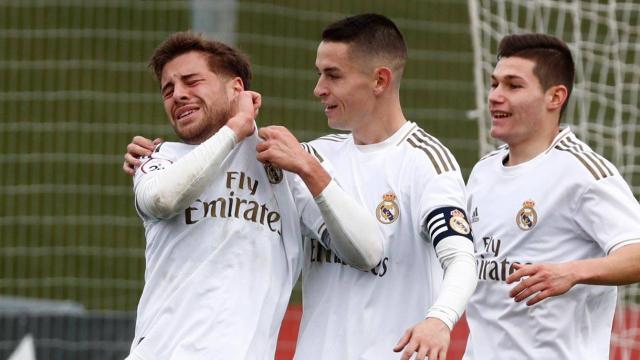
[[185, 147, 286, 227], [469, 173, 578, 254]]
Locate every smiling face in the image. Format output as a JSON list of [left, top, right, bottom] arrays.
[[313, 41, 376, 132], [160, 51, 239, 144], [488, 56, 549, 147]]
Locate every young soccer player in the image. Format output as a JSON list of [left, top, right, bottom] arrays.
[[463, 33, 640, 360], [295, 14, 477, 360], [126, 32, 382, 360]]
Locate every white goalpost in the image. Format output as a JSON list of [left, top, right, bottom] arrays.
[[467, 0, 640, 358]]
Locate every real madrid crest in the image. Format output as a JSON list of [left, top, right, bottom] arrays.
[[516, 199, 537, 231], [264, 163, 283, 184], [449, 209, 471, 235], [376, 192, 400, 224]]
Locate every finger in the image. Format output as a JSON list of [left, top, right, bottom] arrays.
[[152, 138, 163, 145], [127, 143, 154, 158], [256, 150, 271, 164], [248, 91, 262, 109], [256, 142, 269, 153], [132, 135, 156, 150], [122, 161, 135, 176], [124, 153, 142, 168], [417, 346, 429, 360], [513, 282, 546, 302], [237, 92, 254, 115], [510, 272, 545, 297], [527, 289, 552, 306], [506, 264, 536, 284], [401, 341, 419, 360], [509, 279, 529, 297], [428, 347, 439, 360], [436, 348, 447, 360], [393, 330, 412, 352], [257, 127, 271, 140]]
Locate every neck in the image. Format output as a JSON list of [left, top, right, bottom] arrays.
[[352, 98, 406, 145], [506, 127, 560, 166]]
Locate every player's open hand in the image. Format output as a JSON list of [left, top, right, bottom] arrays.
[[507, 262, 577, 306], [227, 91, 261, 141], [123, 136, 163, 176], [393, 317, 450, 360]]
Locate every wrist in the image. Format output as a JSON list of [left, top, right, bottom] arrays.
[[568, 260, 589, 285], [424, 317, 452, 332], [219, 125, 238, 145], [226, 115, 252, 141], [299, 157, 331, 197]]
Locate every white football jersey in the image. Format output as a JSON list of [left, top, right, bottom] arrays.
[[294, 121, 468, 359], [129, 132, 325, 360], [464, 128, 640, 360]]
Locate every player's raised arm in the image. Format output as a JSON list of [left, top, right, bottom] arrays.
[[256, 125, 384, 270], [135, 91, 258, 219]]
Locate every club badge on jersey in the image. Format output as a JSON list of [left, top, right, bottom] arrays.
[[264, 163, 283, 184], [449, 209, 471, 235], [516, 199, 538, 231], [376, 192, 400, 224]]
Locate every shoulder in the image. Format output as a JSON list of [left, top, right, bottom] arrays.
[[305, 132, 351, 157], [300, 142, 326, 163], [478, 144, 508, 163], [398, 124, 460, 175], [551, 131, 617, 182], [136, 141, 187, 175]]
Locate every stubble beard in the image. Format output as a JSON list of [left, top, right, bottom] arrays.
[[174, 99, 231, 145]]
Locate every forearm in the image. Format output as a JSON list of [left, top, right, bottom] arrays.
[[314, 180, 384, 270], [136, 126, 237, 219], [427, 237, 477, 330], [572, 242, 640, 286]]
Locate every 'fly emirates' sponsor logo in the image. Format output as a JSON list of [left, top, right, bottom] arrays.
[[476, 236, 530, 281], [184, 171, 282, 234]]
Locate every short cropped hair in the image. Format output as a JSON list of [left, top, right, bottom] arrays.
[[498, 33, 575, 117], [322, 13, 407, 78], [149, 31, 252, 90]]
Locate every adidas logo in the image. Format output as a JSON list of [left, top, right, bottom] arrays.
[[471, 207, 479, 223]]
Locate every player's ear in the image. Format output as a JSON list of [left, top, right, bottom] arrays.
[[373, 66, 393, 95], [226, 77, 245, 97], [546, 84, 568, 112]]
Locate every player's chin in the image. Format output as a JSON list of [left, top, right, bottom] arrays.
[[327, 118, 349, 131], [489, 126, 511, 143]]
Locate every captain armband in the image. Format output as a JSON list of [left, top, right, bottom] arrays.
[[424, 206, 473, 247]]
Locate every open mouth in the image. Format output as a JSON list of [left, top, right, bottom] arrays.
[[491, 111, 511, 119], [175, 106, 200, 122]]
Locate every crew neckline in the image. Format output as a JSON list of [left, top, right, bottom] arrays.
[[353, 121, 413, 153]]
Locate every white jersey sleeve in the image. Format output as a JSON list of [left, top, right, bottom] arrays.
[[133, 126, 236, 220], [575, 168, 640, 253]]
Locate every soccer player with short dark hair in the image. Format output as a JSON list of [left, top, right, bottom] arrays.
[[464, 33, 640, 360]]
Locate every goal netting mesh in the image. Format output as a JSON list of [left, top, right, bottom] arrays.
[[468, 0, 640, 358]]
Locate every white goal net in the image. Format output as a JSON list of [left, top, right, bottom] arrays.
[[468, 0, 640, 358]]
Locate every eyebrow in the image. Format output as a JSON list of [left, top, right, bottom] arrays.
[[491, 74, 525, 81], [161, 73, 201, 93]]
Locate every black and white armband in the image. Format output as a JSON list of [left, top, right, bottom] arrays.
[[424, 206, 474, 247], [423, 206, 477, 330]]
